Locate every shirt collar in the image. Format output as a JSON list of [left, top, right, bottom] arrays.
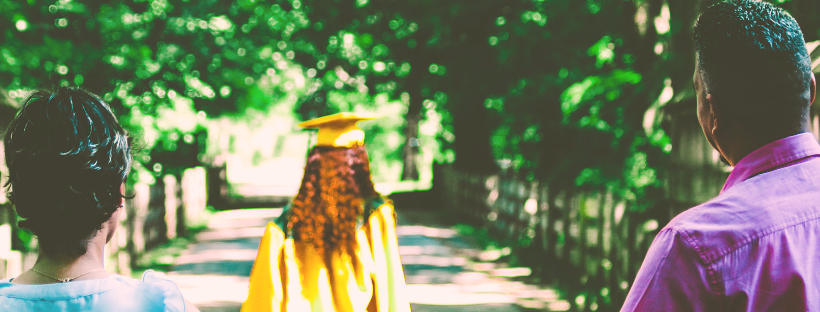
[[722, 132, 820, 192]]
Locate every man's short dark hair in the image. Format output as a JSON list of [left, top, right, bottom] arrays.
[[693, 0, 812, 129], [4, 87, 132, 256]]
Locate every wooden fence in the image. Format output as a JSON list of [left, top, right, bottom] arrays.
[[435, 99, 819, 310], [118, 166, 209, 273], [437, 164, 674, 311], [435, 40, 820, 312], [0, 160, 209, 278], [435, 120, 735, 311], [0, 142, 22, 280]]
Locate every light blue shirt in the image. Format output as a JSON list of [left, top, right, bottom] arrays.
[[0, 270, 185, 311]]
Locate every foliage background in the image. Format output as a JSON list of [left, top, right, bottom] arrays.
[[1, 0, 819, 310], [2, 0, 818, 189]]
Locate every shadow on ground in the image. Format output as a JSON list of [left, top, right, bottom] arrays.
[[163, 200, 573, 312], [197, 301, 241, 312]]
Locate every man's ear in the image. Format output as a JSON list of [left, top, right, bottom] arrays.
[[810, 73, 816, 106], [706, 93, 721, 136]]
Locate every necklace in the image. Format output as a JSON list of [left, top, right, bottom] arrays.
[[30, 268, 106, 283]]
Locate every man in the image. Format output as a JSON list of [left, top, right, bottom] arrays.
[[622, 1, 818, 311]]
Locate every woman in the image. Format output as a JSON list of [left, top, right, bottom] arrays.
[[0, 87, 199, 312], [242, 113, 411, 312]]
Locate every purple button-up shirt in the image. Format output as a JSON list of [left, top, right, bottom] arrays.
[[622, 132, 820, 311]]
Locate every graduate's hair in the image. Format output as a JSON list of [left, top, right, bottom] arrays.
[[4, 87, 132, 256], [288, 144, 379, 255], [693, 0, 812, 131]]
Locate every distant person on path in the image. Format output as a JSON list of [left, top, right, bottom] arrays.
[[242, 113, 411, 312], [0, 87, 199, 312], [622, 1, 818, 311]]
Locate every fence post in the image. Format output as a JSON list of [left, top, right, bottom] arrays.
[[182, 167, 207, 229], [145, 179, 167, 250], [207, 164, 227, 209], [127, 183, 150, 265], [0, 205, 21, 279], [104, 209, 130, 276], [164, 175, 179, 240], [0, 143, 18, 278]]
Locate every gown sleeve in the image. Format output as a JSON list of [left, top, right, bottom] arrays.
[[366, 202, 412, 312], [242, 222, 287, 312], [243, 201, 411, 312]]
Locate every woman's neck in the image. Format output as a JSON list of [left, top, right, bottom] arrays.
[[35, 246, 104, 272], [11, 240, 109, 284]]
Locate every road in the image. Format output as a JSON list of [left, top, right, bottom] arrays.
[[160, 208, 572, 312]]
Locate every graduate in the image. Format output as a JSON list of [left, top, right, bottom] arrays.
[[242, 113, 411, 312]]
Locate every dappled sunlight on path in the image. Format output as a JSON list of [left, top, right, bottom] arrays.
[[162, 207, 572, 312], [165, 208, 283, 312], [397, 211, 572, 312]]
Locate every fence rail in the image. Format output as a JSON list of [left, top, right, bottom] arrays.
[[435, 158, 724, 311], [0, 164, 209, 278]]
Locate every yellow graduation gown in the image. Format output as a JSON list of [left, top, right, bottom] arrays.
[[241, 203, 411, 312]]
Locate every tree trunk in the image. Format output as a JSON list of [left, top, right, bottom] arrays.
[[668, 0, 699, 95], [401, 110, 421, 181], [398, 76, 423, 181], [452, 93, 499, 174]]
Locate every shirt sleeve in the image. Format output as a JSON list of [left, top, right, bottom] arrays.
[[142, 270, 186, 312], [621, 229, 721, 312]]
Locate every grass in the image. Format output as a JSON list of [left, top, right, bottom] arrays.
[[452, 223, 509, 250], [452, 223, 518, 264]]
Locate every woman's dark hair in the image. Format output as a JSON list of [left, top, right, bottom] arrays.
[[4, 87, 132, 256], [288, 144, 379, 255], [693, 0, 812, 130]]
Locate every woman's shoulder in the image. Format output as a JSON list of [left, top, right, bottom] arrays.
[[134, 270, 186, 310], [90, 271, 185, 311], [0, 271, 185, 311]]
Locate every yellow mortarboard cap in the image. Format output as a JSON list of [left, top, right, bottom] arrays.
[[298, 112, 379, 147]]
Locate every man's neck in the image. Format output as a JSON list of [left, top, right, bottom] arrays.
[[723, 126, 810, 166]]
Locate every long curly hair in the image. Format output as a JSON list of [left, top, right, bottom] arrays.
[[288, 144, 379, 255]]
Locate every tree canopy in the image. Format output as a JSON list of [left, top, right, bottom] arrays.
[[2, 0, 819, 233], [3, 0, 820, 310]]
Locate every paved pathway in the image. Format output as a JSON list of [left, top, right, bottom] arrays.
[[161, 208, 572, 312]]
